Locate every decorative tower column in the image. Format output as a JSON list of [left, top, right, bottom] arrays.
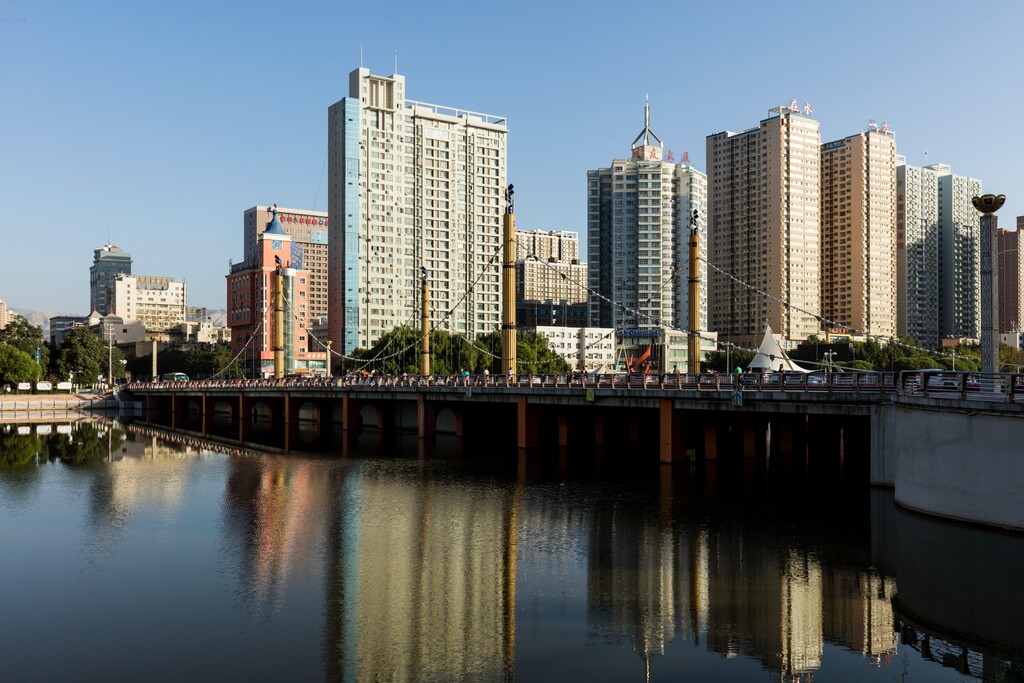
[[502, 184, 517, 375], [687, 208, 701, 373], [972, 193, 1005, 374]]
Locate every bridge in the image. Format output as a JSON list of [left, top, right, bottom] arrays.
[[121, 369, 1024, 531]]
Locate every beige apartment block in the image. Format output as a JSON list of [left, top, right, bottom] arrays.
[[515, 230, 587, 304], [707, 106, 821, 347], [244, 206, 329, 320], [820, 129, 898, 339], [110, 274, 187, 332], [328, 68, 507, 355]]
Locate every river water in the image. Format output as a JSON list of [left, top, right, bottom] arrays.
[[1, 420, 1022, 683]]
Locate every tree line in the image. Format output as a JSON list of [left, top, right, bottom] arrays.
[[0, 318, 244, 387]]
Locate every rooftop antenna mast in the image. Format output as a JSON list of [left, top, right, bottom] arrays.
[[394, 49, 398, 74], [631, 94, 663, 148], [359, 44, 363, 68]]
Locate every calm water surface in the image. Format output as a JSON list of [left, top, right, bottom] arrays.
[[1, 420, 1022, 683]]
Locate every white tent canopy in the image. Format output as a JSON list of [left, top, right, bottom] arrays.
[[747, 324, 810, 373]]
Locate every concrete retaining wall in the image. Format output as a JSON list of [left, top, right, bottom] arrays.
[[891, 405, 1024, 530]]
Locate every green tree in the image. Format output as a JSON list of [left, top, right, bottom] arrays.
[[347, 325, 570, 375], [0, 317, 48, 371], [702, 348, 756, 372], [0, 344, 42, 384], [53, 326, 106, 383], [513, 330, 571, 374]]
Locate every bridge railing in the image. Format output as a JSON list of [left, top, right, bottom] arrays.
[[125, 371, 1023, 402]]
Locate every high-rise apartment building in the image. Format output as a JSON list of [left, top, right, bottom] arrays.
[[707, 105, 821, 346], [820, 129, 897, 339], [90, 244, 132, 315], [998, 226, 1024, 333], [327, 67, 507, 356], [515, 230, 587, 304], [938, 170, 982, 339], [587, 106, 708, 333], [110, 274, 187, 332], [244, 206, 329, 320], [896, 161, 982, 344], [896, 160, 942, 346]]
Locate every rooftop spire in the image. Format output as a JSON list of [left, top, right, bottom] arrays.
[[632, 94, 663, 149]]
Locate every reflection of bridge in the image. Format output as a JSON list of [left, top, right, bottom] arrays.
[[123, 370, 1024, 530]]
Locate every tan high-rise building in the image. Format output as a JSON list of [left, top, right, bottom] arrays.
[[244, 206, 328, 321], [820, 129, 898, 339], [515, 230, 587, 304], [999, 226, 1024, 333], [707, 105, 821, 347]]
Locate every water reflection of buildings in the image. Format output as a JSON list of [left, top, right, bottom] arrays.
[[343, 475, 516, 682], [580, 494, 899, 682], [586, 501, 708, 669], [223, 456, 517, 682]]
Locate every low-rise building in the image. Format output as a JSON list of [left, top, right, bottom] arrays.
[[532, 325, 616, 373], [227, 208, 328, 377]]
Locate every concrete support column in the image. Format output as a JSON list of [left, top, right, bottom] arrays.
[[556, 415, 569, 448], [341, 394, 361, 432], [741, 420, 761, 459], [170, 393, 180, 431], [774, 418, 794, 458], [201, 393, 209, 437], [417, 393, 436, 439], [659, 399, 688, 464], [284, 392, 296, 453], [517, 395, 540, 450], [238, 393, 248, 445], [703, 420, 718, 461], [594, 415, 606, 446]]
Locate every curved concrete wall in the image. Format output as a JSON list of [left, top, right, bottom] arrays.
[[892, 405, 1024, 530]]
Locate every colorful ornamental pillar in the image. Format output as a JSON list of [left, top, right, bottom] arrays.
[[972, 193, 1005, 374]]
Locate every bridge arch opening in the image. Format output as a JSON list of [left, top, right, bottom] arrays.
[[298, 402, 321, 445], [436, 407, 461, 435], [358, 405, 380, 431], [251, 402, 273, 436], [213, 400, 234, 428]]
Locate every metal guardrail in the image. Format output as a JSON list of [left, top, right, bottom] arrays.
[[124, 370, 1024, 404]]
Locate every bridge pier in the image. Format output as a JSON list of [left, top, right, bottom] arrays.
[[702, 419, 718, 461], [283, 392, 299, 453], [238, 393, 248, 444], [660, 399, 688, 464], [517, 396, 540, 450], [340, 394, 361, 431], [201, 393, 209, 437], [417, 394, 436, 439]]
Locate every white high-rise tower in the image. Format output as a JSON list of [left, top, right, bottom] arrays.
[[328, 68, 508, 355]]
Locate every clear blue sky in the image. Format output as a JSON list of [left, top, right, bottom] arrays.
[[3, 0, 1023, 314]]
